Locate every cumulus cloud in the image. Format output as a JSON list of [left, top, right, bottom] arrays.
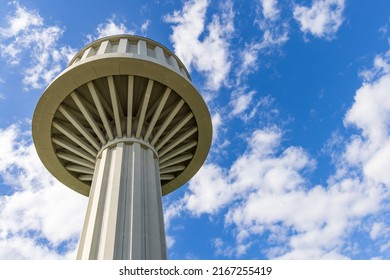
[[166, 122, 387, 258], [164, 0, 234, 91], [0, 124, 87, 259], [184, 162, 233, 215], [359, 50, 390, 82], [167, 53, 390, 258], [293, 0, 345, 40], [344, 51, 390, 187], [0, 237, 75, 260], [0, 2, 75, 90], [87, 17, 135, 42], [161, 40, 390, 259]]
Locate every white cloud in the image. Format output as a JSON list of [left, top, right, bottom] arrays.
[[168, 91, 389, 259], [237, 24, 288, 78], [293, 0, 345, 40], [228, 87, 276, 123], [344, 53, 390, 186], [380, 241, 390, 254], [211, 112, 224, 143], [183, 128, 299, 209], [0, 237, 76, 260], [359, 50, 390, 82], [259, 0, 280, 20], [240, 47, 258, 73], [166, 235, 175, 249], [0, 3, 42, 38], [184, 163, 232, 216], [218, 130, 380, 258], [208, 111, 232, 156], [370, 222, 388, 240], [0, 124, 87, 259], [163, 198, 185, 251], [141, 19, 151, 33], [379, 20, 390, 45], [164, 0, 234, 91], [164, 199, 184, 231], [230, 88, 256, 116], [229, 178, 383, 259], [229, 0, 288, 117], [212, 237, 242, 257], [95, 17, 134, 39], [162, 40, 390, 260], [364, 141, 390, 186], [0, 2, 75, 90], [87, 16, 157, 43], [235, 50, 390, 258]]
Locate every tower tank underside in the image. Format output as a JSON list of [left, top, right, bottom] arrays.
[[32, 35, 212, 196]]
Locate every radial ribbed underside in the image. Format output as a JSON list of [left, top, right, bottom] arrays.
[[52, 74, 198, 188], [33, 35, 212, 197]]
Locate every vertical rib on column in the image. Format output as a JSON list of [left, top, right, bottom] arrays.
[[77, 149, 110, 259], [145, 148, 167, 259], [127, 142, 145, 259], [98, 143, 124, 259]]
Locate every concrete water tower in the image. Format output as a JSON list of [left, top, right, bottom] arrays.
[[32, 35, 212, 260]]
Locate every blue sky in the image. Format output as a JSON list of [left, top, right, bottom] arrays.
[[0, 0, 390, 259]]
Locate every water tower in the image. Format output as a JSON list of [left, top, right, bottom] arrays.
[[32, 35, 212, 259]]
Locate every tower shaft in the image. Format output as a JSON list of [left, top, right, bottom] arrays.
[[77, 141, 167, 259]]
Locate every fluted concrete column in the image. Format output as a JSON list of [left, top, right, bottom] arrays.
[[77, 141, 167, 260]]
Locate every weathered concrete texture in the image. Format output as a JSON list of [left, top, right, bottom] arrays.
[[77, 141, 166, 260]]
